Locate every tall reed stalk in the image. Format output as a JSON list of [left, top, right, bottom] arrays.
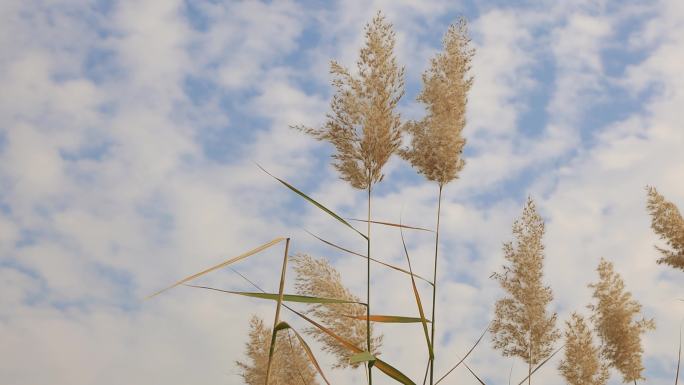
[[428, 185, 443, 384]]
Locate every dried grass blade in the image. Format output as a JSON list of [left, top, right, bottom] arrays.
[[147, 237, 285, 299], [349, 218, 433, 232], [345, 314, 431, 323], [435, 321, 491, 384], [516, 344, 564, 385], [305, 229, 433, 285], [185, 285, 366, 305], [276, 321, 332, 385], [257, 164, 367, 240], [400, 225, 433, 359]]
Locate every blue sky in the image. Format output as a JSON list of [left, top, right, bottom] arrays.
[[1, 1, 684, 384]]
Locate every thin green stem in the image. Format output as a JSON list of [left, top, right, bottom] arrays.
[[429, 184, 443, 385], [265, 238, 291, 385], [367, 181, 373, 385]]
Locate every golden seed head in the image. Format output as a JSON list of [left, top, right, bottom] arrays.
[[558, 313, 609, 385], [236, 316, 319, 385], [295, 11, 404, 190], [588, 258, 655, 383], [646, 186, 684, 270], [400, 18, 474, 186], [490, 197, 560, 365]]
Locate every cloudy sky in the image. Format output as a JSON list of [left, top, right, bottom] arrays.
[[1, 0, 683, 384]]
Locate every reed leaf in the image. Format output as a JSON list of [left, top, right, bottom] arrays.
[[400, 225, 433, 359], [185, 285, 366, 305], [346, 315, 431, 323], [348, 218, 433, 232], [304, 229, 433, 285], [257, 164, 367, 240], [350, 351, 377, 364], [147, 237, 285, 299], [435, 321, 491, 384]]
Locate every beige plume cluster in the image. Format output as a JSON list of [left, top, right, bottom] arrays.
[[400, 18, 473, 187], [490, 198, 560, 383], [292, 254, 382, 369], [236, 316, 319, 385], [295, 12, 404, 190], [588, 258, 655, 383], [558, 313, 609, 385], [646, 186, 684, 271]]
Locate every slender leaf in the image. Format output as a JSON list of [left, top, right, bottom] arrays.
[[266, 240, 290, 385], [276, 321, 331, 385], [463, 362, 486, 385], [435, 321, 491, 384], [257, 164, 367, 240], [305, 229, 433, 285], [348, 218, 433, 232], [516, 345, 564, 385], [345, 314, 431, 323], [147, 237, 285, 299], [350, 351, 377, 364], [400, 225, 433, 359], [185, 285, 366, 305]]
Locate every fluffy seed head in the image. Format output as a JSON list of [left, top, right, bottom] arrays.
[[295, 11, 405, 190], [490, 198, 560, 366], [588, 258, 655, 383], [646, 186, 684, 270], [558, 313, 609, 385], [236, 316, 319, 385], [400, 18, 474, 186]]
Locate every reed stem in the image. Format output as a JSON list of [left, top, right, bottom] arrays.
[[429, 185, 443, 385], [367, 179, 373, 385], [265, 238, 291, 385]]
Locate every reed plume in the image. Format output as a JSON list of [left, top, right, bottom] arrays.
[[588, 258, 655, 383], [237, 316, 319, 385], [399, 18, 474, 385], [295, 11, 404, 190], [400, 17, 473, 187], [558, 313, 609, 385], [294, 13, 403, 383], [292, 254, 382, 369], [646, 186, 684, 271], [491, 198, 560, 385]]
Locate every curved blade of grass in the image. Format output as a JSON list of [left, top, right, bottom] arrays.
[[185, 285, 367, 305], [305, 229, 433, 285], [400, 224, 433, 360], [266, 238, 290, 385], [463, 361, 486, 385], [348, 218, 433, 232], [290, 307, 415, 385], [257, 164, 367, 240], [516, 345, 564, 385], [350, 351, 377, 364], [435, 321, 491, 384], [276, 321, 331, 385], [147, 237, 285, 299], [345, 315, 431, 323]]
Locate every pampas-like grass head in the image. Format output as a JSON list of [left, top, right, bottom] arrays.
[[558, 313, 609, 385], [295, 11, 405, 190], [490, 198, 560, 366], [646, 186, 684, 271], [588, 258, 655, 383], [236, 316, 319, 385], [292, 254, 382, 369], [400, 18, 474, 186]]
